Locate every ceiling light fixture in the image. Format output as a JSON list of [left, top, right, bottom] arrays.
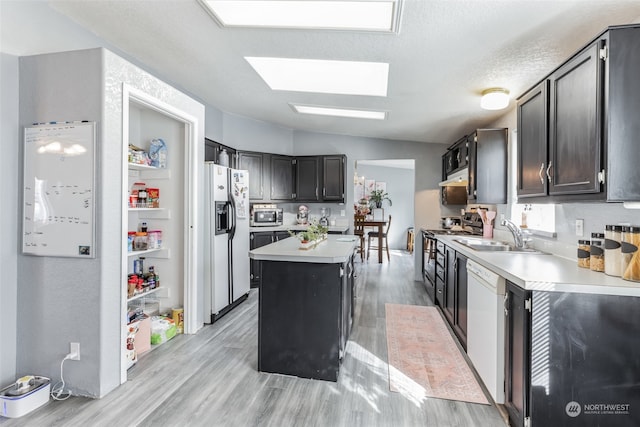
[[199, 0, 402, 32], [291, 104, 387, 120], [246, 57, 389, 96], [480, 88, 510, 110]]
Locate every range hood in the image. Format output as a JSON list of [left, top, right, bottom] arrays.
[[439, 167, 468, 187]]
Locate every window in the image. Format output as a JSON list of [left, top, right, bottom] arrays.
[[510, 203, 555, 234]]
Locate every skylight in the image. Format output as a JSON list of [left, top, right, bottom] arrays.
[[291, 104, 387, 120], [199, 0, 401, 32], [245, 57, 389, 96]]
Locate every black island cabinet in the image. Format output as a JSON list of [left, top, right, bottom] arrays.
[[250, 235, 356, 382]]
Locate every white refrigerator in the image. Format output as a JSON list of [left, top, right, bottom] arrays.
[[204, 162, 250, 323]]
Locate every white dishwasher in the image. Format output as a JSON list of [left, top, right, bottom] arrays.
[[466, 259, 505, 404]]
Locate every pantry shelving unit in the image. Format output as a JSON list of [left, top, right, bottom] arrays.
[[120, 83, 200, 382]]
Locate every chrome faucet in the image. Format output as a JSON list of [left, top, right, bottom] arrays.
[[501, 219, 524, 248]]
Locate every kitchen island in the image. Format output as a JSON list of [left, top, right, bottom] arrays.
[[249, 234, 357, 381]]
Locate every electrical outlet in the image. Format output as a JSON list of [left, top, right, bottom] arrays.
[[340, 210, 345, 217], [575, 219, 584, 237], [70, 342, 80, 361]]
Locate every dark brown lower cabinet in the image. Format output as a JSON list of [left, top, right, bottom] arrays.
[[441, 244, 467, 350], [505, 281, 640, 427], [504, 281, 531, 427]]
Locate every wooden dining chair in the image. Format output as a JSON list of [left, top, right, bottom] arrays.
[[367, 215, 392, 261], [353, 214, 367, 261]]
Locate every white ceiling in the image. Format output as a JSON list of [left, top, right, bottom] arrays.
[[3, 1, 640, 144]]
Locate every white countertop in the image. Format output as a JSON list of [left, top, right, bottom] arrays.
[[249, 234, 358, 264], [250, 224, 349, 233], [437, 234, 640, 297]]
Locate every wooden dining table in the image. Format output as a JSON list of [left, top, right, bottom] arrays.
[[362, 219, 388, 263]]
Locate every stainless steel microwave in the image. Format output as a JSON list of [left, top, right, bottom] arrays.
[[250, 204, 283, 227]]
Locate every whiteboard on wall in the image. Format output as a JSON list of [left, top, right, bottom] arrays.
[[22, 122, 96, 258]]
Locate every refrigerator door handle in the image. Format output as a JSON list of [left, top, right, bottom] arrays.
[[228, 197, 236, 240]]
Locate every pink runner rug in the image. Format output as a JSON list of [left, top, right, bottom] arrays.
[[385, 303, 489, 404]]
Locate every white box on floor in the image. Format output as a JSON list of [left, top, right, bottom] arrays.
[[0, 376, 50, 419]]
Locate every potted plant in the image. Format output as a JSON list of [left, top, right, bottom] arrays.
[[289, 220, 328, 248], [369, 189, 392, 209]]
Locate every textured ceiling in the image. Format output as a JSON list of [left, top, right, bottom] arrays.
[[3, 1, 640, 144]]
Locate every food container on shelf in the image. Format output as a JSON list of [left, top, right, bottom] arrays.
[[146, 188, 160, 208], [577, 240, 590, 268], [590, 233, 605, 272], [134, 232, 148, 251], [621, 225, 640, 282], [127, 231, 136, 252], [147, 230, 162, 249], [604, 225, 623, 276]]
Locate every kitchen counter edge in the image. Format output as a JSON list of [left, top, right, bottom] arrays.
[[250, 225, 349, 233], [249, 234, 357, 264], [435, 234, 640, 297]]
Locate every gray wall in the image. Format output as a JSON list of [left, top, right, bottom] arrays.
[[18, 49, 105, 396], [0, 53, 19, 386]]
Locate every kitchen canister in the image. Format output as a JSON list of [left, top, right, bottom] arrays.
[[577, 240, 590, 268], [621, 226, 640, 282], [604, 225, 623, 276], [590, 233, 605, 272]]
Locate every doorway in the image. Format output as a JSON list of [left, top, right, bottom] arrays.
[[354, 159, 415, 251]]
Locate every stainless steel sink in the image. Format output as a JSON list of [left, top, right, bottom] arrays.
[[453, 238, 547, 254]]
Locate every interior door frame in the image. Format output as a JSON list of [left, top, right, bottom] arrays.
[[120, 83, 199, 383]]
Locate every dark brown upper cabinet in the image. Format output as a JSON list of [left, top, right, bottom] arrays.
[[322, 155, 346, 203], [516, 81, 548, 198], [270, 155, 295, 201], [468, 129, 508, 205], [295, 156, 321, 202], [237, 151, 346, 203], [517, 24, 640, 202], [548, 41, 604, 196], [442, 129, 507, 205], [237, 151, 268, 201]]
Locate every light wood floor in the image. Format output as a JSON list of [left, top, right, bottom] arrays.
[[1, 251, 507, 427]]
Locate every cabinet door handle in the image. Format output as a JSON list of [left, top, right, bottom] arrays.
[[546, 161, 553, 182], [538, 163, 545, 184]]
